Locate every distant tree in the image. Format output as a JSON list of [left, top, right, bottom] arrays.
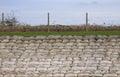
[[5, 13, 18, 26]]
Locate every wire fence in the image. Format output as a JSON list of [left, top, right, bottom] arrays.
[[0, 12, 120, 32]]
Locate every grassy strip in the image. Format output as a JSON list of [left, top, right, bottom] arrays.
[[0, 31, 120, 36]]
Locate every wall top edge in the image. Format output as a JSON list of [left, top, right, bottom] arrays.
[[0, 35, 119, 40]]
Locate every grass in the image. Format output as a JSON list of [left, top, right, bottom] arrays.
[[0, 31, 120, 36]]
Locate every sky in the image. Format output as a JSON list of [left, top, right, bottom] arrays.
[[0, 0, 120, 25]]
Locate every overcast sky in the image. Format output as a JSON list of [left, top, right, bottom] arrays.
[[0, 0, 120, 25]]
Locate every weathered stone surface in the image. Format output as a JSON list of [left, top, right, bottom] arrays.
[[0, 35, 120, 77]]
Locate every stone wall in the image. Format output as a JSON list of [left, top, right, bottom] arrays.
[[0, 35, 120, 77]]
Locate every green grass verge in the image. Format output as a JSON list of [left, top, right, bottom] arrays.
[[0, 31, 120, 36]]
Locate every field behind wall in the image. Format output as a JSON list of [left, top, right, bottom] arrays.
[[0, 31, 120, 36]]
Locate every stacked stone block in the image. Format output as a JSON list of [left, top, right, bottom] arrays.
[[0, 35, 120, 77]]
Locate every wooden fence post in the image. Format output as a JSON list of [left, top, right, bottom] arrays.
[[47, 12, 50, 32], [2, 12, 5, 26], [86, 12, 88, 32], [1, 12, 5, 32]]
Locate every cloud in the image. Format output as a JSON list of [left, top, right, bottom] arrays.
[[77, 1, 98, 6], [91, 1, 98, 4]]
